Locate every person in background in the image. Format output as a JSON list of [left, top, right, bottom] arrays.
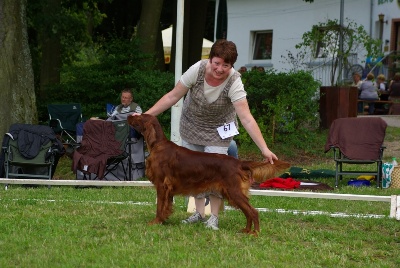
[[90, 88, 142, 120], [388, 72, 400, 102], [227, 140, 238, 159], [136, 39, 278, 231], [358, 73, 379, 115], [375, 74, 389, 109], [351, 72, 362, 90], [376, 74, 388, 92], [109, 88, 142, 118]]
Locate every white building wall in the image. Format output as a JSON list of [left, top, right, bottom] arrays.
[[373, 0, 400, 54], [226, 0, 372, 76]]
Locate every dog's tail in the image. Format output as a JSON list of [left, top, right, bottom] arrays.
[[241, 159, 290, 183]]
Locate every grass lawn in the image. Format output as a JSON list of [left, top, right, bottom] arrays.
[[1, 126, 400, 267]]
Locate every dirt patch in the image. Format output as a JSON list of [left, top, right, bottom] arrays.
[[383, 140, 400, 159]]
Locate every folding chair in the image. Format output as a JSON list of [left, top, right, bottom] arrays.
[[48, 103, 83, 143], [72, 119, 133, 181], [324, 117, 387, 188], [111, 113, 145, 180], [106, 103, 116, 117], [1, 124, 65, 188]]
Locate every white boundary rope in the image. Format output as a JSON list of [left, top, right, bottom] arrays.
[[1, 178, 399, 220]]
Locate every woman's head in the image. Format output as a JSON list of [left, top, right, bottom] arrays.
[[209, 40, 238, 66], [393, 72, 400, 81], [366, 73, 375, 80], [352, 72, 361, 82], [377, 74, 386, 82]]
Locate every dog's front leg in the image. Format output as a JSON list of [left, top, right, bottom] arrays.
[[149, 184, 168, 225], [149, 180, 175, 225]]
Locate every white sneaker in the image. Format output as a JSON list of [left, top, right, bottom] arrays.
[[204, 214, 219, 230], [182, 212, 206, 224]]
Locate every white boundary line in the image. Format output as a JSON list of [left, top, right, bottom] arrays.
[[1, 178, 399, 220], [0, 197, 386, 219]]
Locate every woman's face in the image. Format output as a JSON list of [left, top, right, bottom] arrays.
[[353, 74, 360, 82], [209, 57, 232, 80]]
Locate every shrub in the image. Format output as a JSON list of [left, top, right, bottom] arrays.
[[39, 38, 321, 151], [238, 69, 321, 147], [37, 38, 174, 132]]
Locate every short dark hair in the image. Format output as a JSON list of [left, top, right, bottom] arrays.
[[209, 39, 238, 65]]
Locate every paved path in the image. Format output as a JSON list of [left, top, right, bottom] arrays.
[[358, 115, 400, 128]]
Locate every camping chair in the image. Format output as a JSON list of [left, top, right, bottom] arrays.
[[324, 117, 387, 188], [1, 124, 65, 188], [48, 103, 83, 143], [106, 103, 116, 117], [72, 119, 134, 181]]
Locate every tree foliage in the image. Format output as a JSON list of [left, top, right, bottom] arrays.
[[38, 38, 174, 131], [295, 18, 382, 85]]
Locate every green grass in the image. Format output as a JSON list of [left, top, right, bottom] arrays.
[[1, 126, 400, 267], [1, 187, 399, 267]]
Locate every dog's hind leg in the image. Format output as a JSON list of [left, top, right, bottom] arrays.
[[226, 190, 260, 235]]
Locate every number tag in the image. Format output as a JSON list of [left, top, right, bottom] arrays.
[[217, 122, 239, 139]]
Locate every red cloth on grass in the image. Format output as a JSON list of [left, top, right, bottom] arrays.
[[259, 177, 301, 189]]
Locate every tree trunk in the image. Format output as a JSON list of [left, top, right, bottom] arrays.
[[39, 0, 61, 100], [170, 0, 208, 72], [137, 0, 165, 71], [0, 0, 37, 135]]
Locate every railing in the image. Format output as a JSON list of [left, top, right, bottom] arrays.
[[305, 52, 400, 86]]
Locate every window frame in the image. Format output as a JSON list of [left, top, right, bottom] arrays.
[[252, 31, 273, 60]]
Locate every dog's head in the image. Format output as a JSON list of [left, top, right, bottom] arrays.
[[128, 114, 166, 147], [128, 114, 154, 133]]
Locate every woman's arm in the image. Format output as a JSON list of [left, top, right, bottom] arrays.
[[145, 81, 189, 116], [233, 98, 278, 164]]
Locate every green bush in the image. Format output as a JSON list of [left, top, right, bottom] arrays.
[[238, 69, 321, 148], [38, 39, 321, 151], [37, 38, 174, 131]]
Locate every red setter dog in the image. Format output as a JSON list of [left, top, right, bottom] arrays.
[[128, 114, 290, 235]]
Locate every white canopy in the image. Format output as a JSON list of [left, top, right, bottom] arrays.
[[162, 26, 213, 63]]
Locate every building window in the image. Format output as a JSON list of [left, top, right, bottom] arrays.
[[253, 32, 273, 60]]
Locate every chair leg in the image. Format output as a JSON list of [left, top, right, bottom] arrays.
[[335, 161, 339, 188], [377, 161, 382, 188]]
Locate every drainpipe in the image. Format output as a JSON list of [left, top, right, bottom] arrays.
[[338, 0, 344, 84], [369, 0, 373, 36]]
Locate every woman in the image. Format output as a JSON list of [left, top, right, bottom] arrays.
[[351, 72, 362, 90], [389, 72, 400, 101], [376, 74, 388, 92], [358, 73, 379, 115], [139, 40, 277, 230]]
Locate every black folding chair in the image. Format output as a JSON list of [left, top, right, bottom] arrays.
[[48, 103, 83, 143], [72, 119, 134, 181], [1, 124, 65, 189]]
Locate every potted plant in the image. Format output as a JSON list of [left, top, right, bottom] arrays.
[[294, 18, 382, 128]]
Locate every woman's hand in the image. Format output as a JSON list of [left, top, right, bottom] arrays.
[[261, 148, 278, 164]]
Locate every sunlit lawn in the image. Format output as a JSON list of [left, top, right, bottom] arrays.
[[1, 126, 400, 267]]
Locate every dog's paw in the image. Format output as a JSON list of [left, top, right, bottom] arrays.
[[239, 228, 259, 236], [148, 219, 163, 225]]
